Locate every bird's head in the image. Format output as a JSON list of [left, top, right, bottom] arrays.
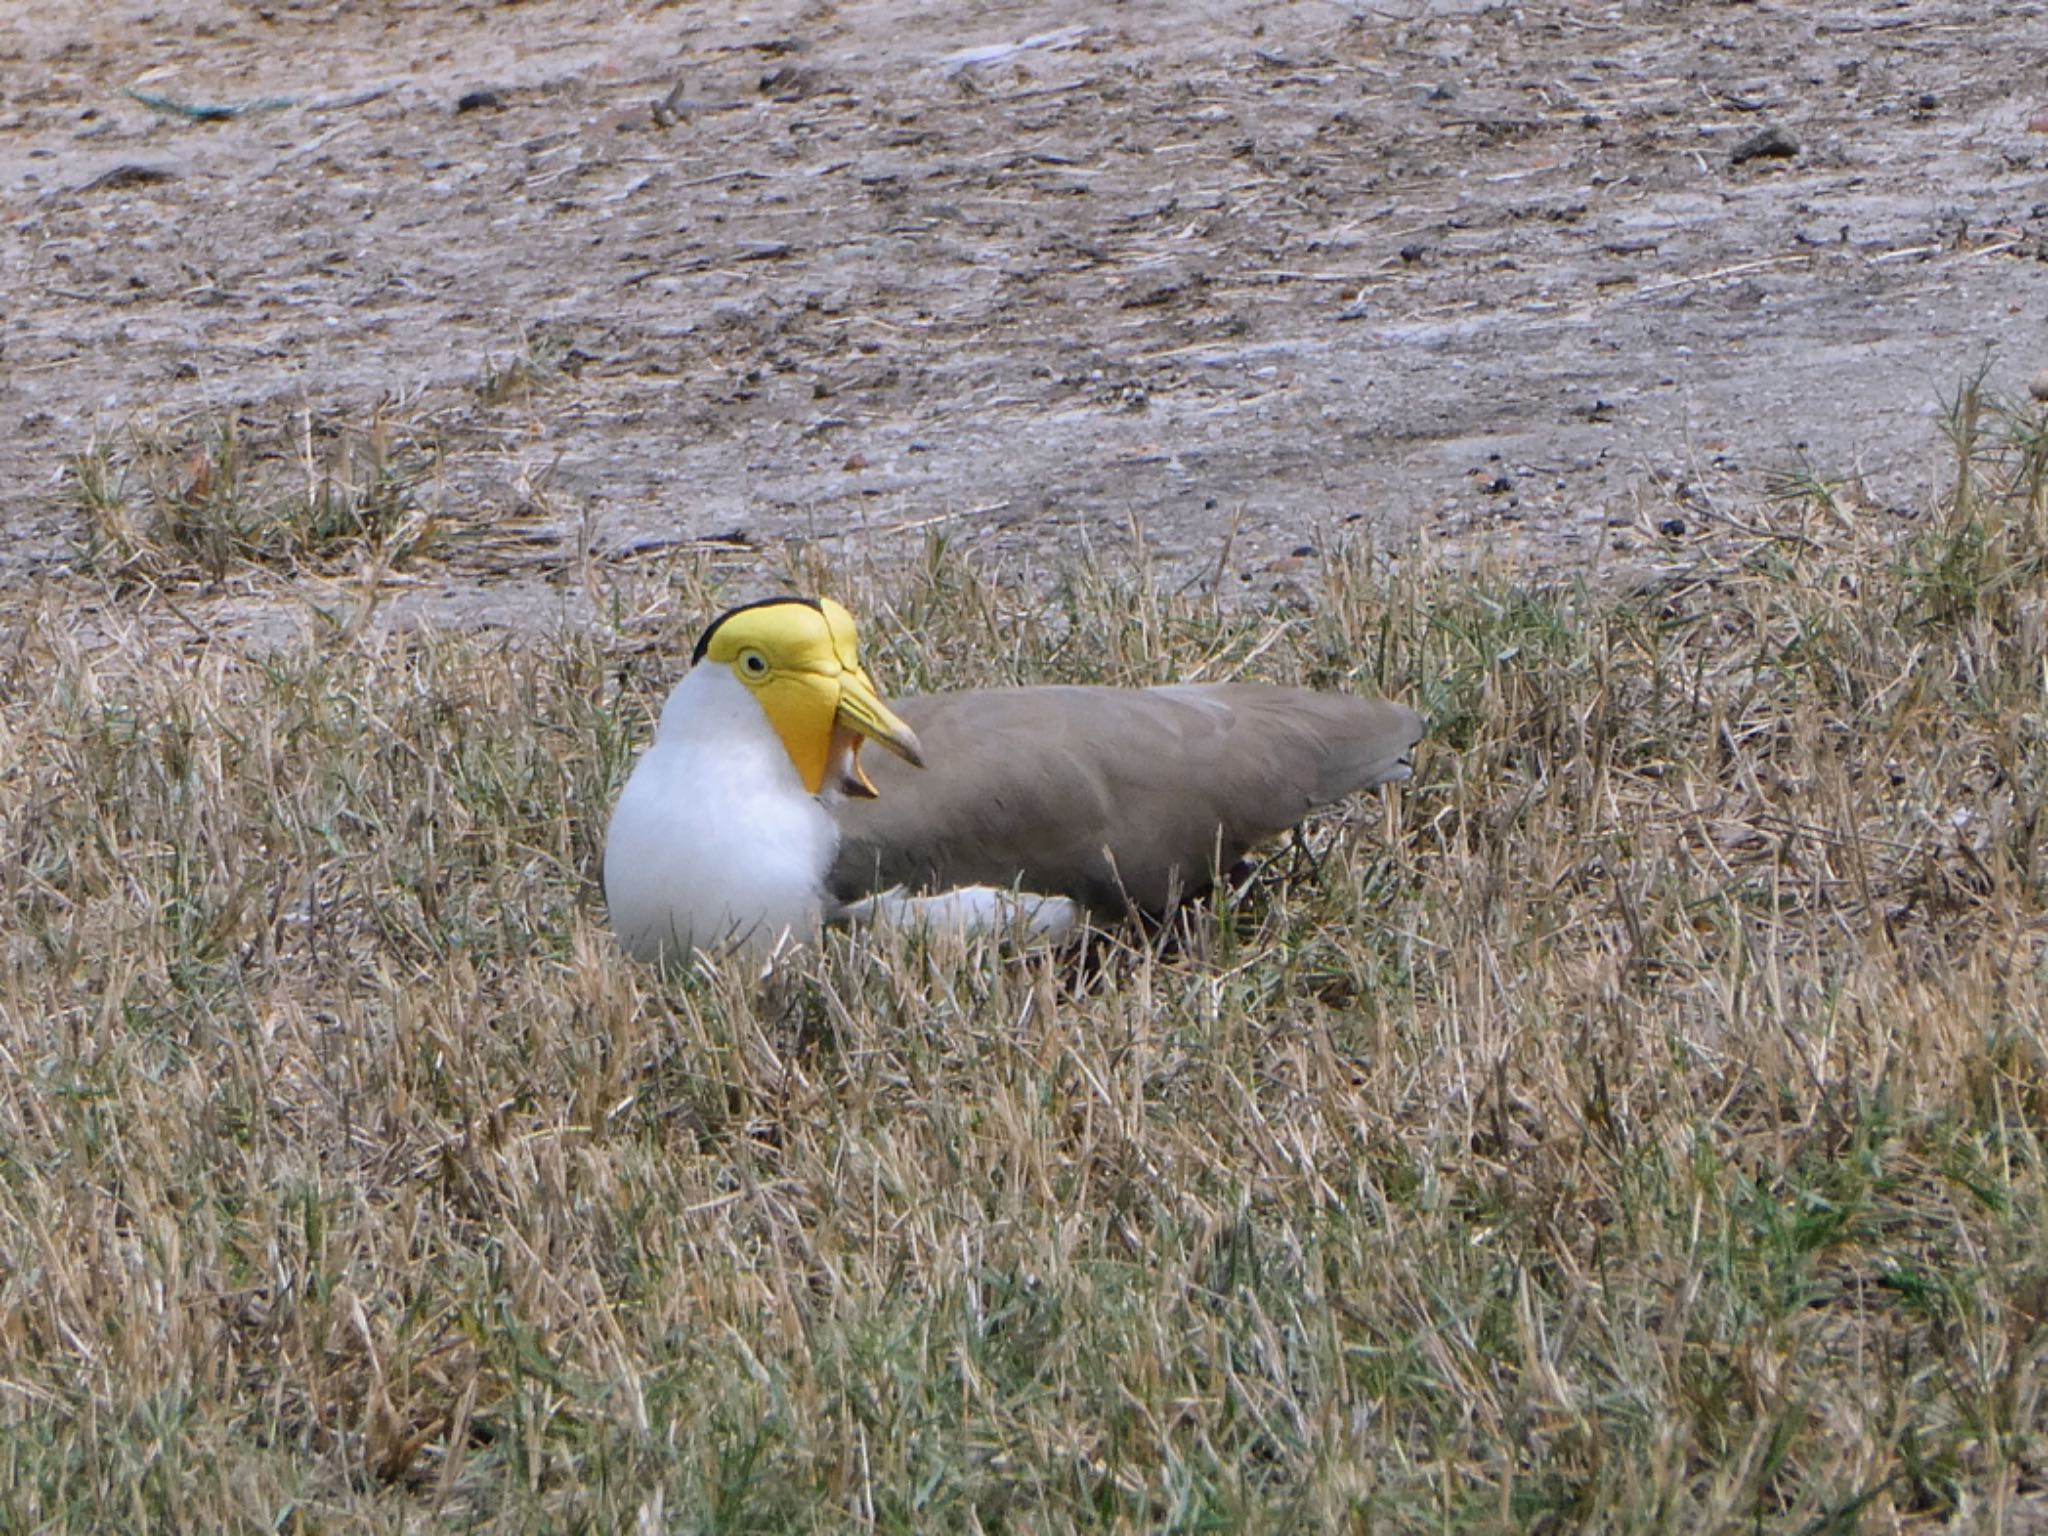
[[690, 595, 925, 797]]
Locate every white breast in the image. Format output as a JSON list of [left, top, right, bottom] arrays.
[[603, 666, 839, 963]]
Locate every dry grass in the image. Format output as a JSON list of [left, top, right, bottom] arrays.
[[64, 404, 442, 586], [5, 383, 2048, 1532]]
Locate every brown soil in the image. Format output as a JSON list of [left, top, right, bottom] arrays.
[[3, 0, 2044, 627]]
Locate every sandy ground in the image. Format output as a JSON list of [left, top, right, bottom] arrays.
[[2, 0, 2045, 629]]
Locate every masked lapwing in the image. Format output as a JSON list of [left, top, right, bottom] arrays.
[[602, 595, 1424, 963]]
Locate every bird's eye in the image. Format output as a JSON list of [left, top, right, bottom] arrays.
[[737, 650, 770, 678]]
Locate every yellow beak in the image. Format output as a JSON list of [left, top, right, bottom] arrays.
[[837, 668, 924, 769]]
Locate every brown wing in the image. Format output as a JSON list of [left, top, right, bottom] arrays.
[[828, 684, 1422, 915]]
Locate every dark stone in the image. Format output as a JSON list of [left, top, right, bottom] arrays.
[[1730, 126, 1798, 165]]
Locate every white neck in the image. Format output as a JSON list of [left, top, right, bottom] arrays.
[[603, 666, 839, 962]]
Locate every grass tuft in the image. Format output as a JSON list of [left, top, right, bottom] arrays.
[[61, 405, 440, 587]]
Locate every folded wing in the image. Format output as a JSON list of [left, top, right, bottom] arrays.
[[828, 684, 1422, 915]]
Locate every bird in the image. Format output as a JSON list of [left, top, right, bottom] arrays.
[[602, 594, 1424, 964]]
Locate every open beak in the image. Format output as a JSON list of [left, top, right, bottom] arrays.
[[834, 668, 924, 798]]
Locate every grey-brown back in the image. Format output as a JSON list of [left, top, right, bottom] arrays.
[[828, 683, 1423, 915]]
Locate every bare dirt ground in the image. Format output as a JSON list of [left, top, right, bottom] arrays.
[[3, 0, 2045, 631]]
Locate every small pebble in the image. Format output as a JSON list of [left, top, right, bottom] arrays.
[[455, 89, 504, 113], [2030, 369, 2048, 403], [1730, 125, 1798, 165], [79, 162, 179, 192]]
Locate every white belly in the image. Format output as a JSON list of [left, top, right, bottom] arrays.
[[603, 670, 839, 964]]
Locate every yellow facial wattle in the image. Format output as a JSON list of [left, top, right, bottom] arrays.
[[694, 597, 923, 795]]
